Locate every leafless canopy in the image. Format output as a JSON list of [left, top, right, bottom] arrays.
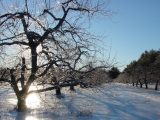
[[0, 0, 110, 108]]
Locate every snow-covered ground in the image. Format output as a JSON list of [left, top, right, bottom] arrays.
[[0, 83, 160, 120]]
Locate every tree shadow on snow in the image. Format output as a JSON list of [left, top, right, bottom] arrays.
[[75, 88, 157, 120]]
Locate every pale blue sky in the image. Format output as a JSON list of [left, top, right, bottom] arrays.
[[1, 0, 160, 70], [91, 0, 160, 70]]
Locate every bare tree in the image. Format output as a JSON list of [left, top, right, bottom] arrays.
[[0, 0, 110, 111], [152, 54, 160, 90]]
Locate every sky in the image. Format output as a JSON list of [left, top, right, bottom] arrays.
[[91, 0, 160, 70], [0, 0, 160, 70]]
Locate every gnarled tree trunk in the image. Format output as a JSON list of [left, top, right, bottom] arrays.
[[17, 96, 27, 112], [155, 79, 159, 90], [16, 90, 28, 111], [56, 87, 61, 95]]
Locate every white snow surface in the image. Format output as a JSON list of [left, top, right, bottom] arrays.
[[0, 83, 160, 120]]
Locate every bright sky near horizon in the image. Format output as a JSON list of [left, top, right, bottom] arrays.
[[91, 0, 160, 70]]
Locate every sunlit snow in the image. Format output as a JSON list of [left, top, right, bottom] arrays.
[[0, 83, 160, 120]]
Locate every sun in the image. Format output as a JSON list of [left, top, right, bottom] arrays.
[[26, 93, 41, 109], [25, 116, 38, 120]]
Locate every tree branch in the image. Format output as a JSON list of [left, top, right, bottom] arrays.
[[0, 41, 29, 46], [28, 80, 79, 94], [0, 78, 10, 83]]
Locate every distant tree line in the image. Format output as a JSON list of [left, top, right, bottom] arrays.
[[118, 49, 160, 90], [108, 67, 120, 79]]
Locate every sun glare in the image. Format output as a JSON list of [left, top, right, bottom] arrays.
[[26, 93, 41, 109], [25, 116, 38, 120]]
